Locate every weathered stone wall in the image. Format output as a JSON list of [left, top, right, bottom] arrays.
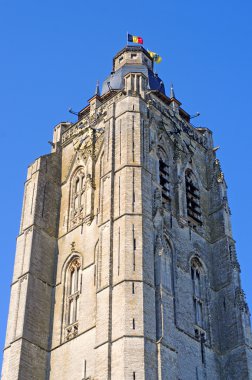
[[2, 46, 252, 380], [2, 154, 61, 380]]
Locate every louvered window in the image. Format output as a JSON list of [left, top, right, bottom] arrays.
[[185, 170, 202, 224], [159, 159, 170, 203]]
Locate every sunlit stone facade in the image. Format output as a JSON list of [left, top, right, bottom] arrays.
[[2, 46, 252, 380]]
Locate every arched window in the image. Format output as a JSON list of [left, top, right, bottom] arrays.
[[154, 235, 173, 294], [185, 169, 202, 225], [191, 258, 204, 328], [70, 167, 86, 228], [157, 147, 170, 205], [65, 257, 81, 340]]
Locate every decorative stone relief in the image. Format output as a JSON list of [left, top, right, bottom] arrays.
[[69, 257, 81, 272], [217, 172, 224, 183], [155, 233, 164, 256], [235, 287, 249, 313], [65, 321, 79, 341], [229, 244, 240, 271], [69, 167, 95, 230]]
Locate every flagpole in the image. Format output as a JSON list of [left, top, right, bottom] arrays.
[[126, 31, 128, 46]]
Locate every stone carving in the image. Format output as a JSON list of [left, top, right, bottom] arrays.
[[65, 321, 79, 341], [155, 233, 164, 256], [235, 288, 249, 313], [229, 244, 240, 271], [146, 93, 208, 148], [217, 172, 224, 183], [69, 257, 81, 272], [69, 168, 94, 230], [72, 126, 104, 162]]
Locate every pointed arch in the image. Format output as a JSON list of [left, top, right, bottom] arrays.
[[190, 256, 206, 329], [68, 163, 94, 229], [61, 252, 82, 341], [154, 233, 174, 294]]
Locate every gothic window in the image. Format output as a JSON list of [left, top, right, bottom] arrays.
[[158, 148, 170, 205], [154, 236, 173, 294], [191, 259, 205, 328], [70, 167, 86, 228], [185, 169, 202, 225], [65, 257, 81, 340], [162, 240, 172, 292]]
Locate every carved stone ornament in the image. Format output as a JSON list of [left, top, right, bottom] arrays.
[[65, 321, 79, 341], [229, 244, 241, 271], [155, 233, 165, 256], [69, 258, 81, 272], [70, 241, 76, 252], [217, 172, 224, 183], [235, 287, 249, 313]]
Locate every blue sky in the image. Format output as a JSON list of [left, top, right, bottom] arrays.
[[0, 0, 251, 368]]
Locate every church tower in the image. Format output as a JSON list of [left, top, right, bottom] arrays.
[[2, 46, 252, 380]]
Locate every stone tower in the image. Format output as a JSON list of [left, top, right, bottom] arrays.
[[2, 46, 252, 380]]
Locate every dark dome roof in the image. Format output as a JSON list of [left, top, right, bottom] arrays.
[[101, 46, 165, 95]]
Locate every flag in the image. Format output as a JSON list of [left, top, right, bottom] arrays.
[[128, 33, 143, 45], [148, 50, 162, 63]]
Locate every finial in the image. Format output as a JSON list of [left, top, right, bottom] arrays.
[[170, 83, 175, 99], [95, 80, 100, 96]]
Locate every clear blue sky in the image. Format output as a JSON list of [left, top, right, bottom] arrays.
[[1, 0, 251, 368]]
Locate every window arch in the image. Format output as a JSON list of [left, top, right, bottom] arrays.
[[65, 256, 81, 340], [70, 167, 86, 228], [154, 235, 173, 294], [185, 169, 202, 225]]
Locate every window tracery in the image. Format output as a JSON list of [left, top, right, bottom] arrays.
[[191, 258, 205, 328], [65, 257, 81, 340], [69, 167, 93, 229]]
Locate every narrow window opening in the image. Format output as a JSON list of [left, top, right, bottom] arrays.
[[159, 159, 170, 204], [191, 260, 205, 329], [133, 372, 136, 380], [186, 169, 202, 225], [200, 333, 206, 365], [133, 225, 136, 271], [223, 297, 226, 311], [132, 282, 135, 294], [65, 257, 81, 340], [132, 318, 135, 329], [70, 169, 86, 229]]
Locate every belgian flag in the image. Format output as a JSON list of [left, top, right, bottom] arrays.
[[128, 33, 143, 45]]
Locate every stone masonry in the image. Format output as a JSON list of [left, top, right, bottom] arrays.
[[2, 46, 252, 380]]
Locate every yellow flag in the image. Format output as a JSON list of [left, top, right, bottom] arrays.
[[148, 50, 162, 64]]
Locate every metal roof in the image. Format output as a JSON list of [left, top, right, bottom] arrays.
[[101, 64, 165, 95]]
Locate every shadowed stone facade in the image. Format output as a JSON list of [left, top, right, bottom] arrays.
[[2, 46, 252, 380]]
